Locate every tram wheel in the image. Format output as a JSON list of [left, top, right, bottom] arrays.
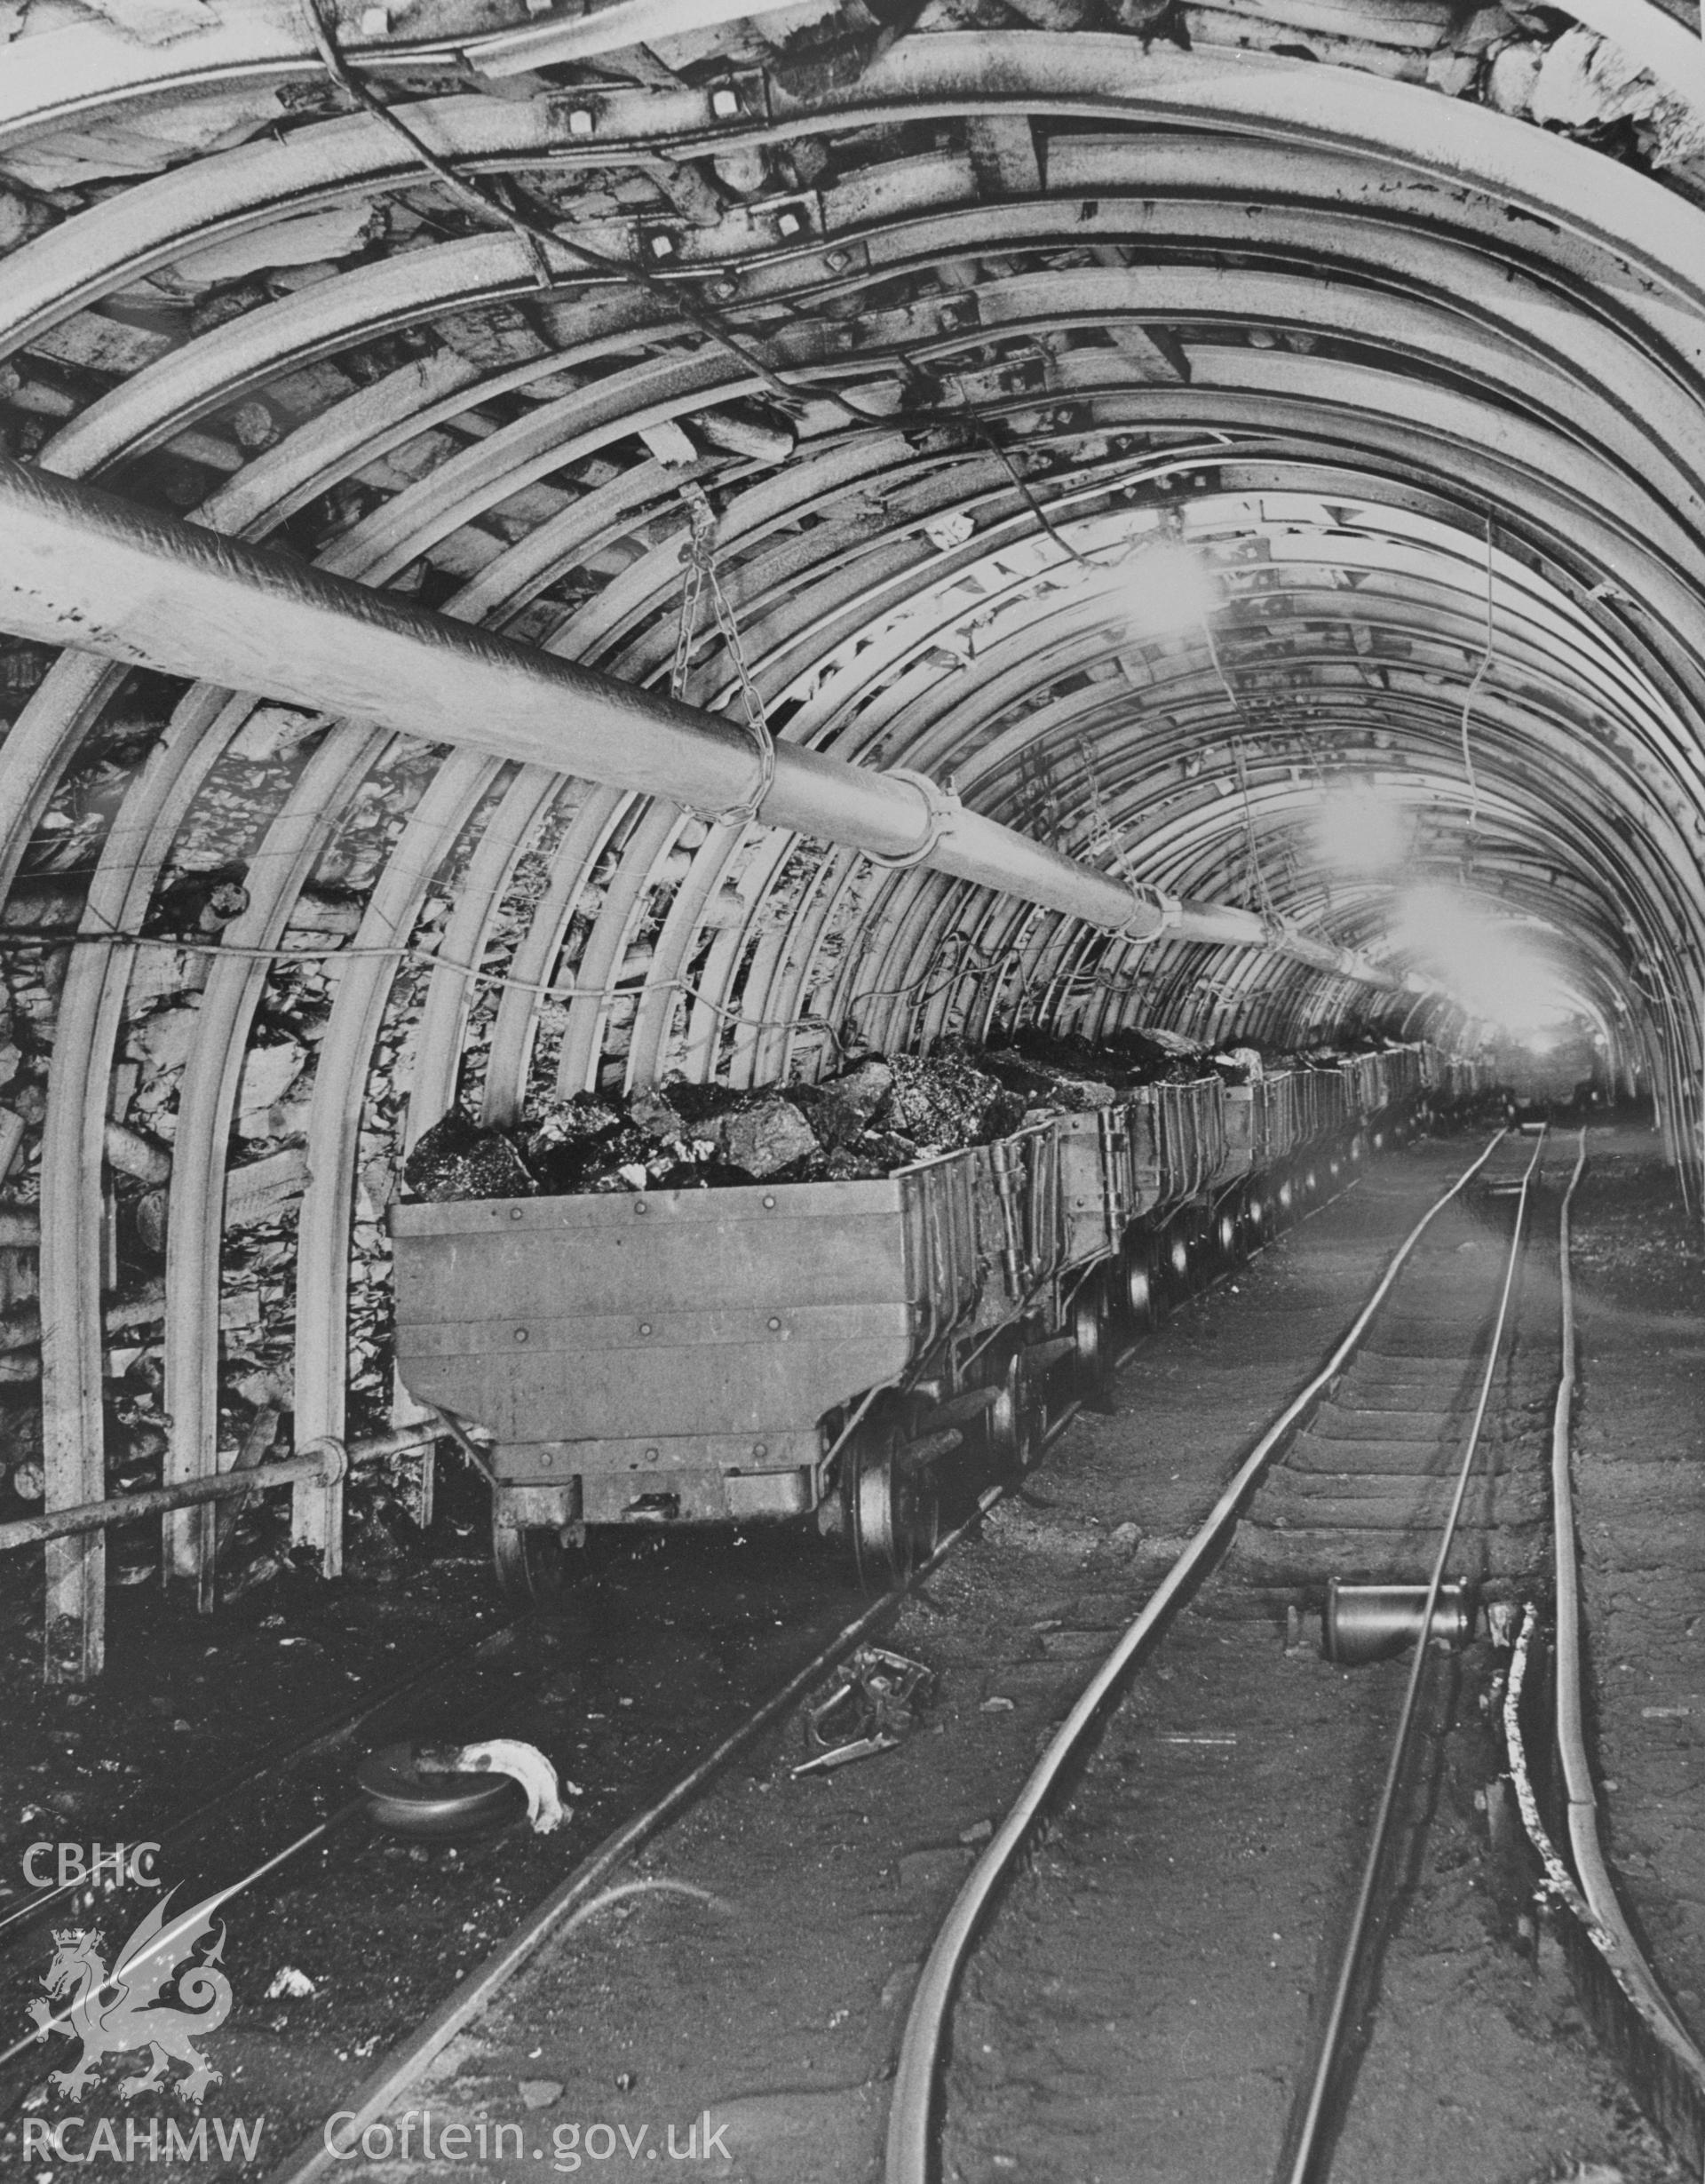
[[491, 1518, 600, 1611], [1122, 1241, 1157, 1329], [984, 1341, 1042, 1477], [1071, 1271, 1115, 1401], [843, 1406, 940, 1592]]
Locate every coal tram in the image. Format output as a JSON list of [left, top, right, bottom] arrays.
[[392, 1044, 1468, 1601]]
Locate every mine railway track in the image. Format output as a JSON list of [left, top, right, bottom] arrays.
[[1, 1099, 1332, 2170], [0, 1382, 1085, 2177], [888, 1126, 1705, 2184], [2, 1124, 1525, 2184], [0, 1612, 533, 1968]]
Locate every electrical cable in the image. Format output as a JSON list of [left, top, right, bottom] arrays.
[[298, 0, 1121, 578], [1459, 510, 1495, 838], [669, 480, 777, 825]]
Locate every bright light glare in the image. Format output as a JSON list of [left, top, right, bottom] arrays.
[[1392, 886, 1574, 1039], [1312, 782, 1411, 876], [1129, 543, 1219, 637]]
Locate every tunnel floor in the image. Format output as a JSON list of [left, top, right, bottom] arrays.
[[0, 1123, 1698, 2182]]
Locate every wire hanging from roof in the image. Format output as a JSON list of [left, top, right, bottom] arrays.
[[670, 481, 777, 827], [1460, 510, 1497, 838]]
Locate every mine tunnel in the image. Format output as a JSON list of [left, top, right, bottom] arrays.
[[2, 5, 1704, 2181]]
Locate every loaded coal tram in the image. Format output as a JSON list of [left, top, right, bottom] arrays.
[[392, 1045, 1466, 1601]]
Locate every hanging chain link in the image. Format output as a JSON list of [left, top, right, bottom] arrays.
[[670, 481, 777, 828]]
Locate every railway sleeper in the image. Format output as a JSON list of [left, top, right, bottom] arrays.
[[1225, 1518, 1550, 1590], [1249, 1473, 1548, 1530]]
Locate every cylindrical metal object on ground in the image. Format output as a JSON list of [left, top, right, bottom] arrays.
[[355, 1742, 525, 1838], [1323, 1576, 1474, 1665]]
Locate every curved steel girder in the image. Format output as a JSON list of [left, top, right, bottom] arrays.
[[942, 632, 1699, 944], [1031, 666, 1697, 942], [42, 0, 1696, 161], [6, 38, 1693, 1686], [553, 799, 682, 1096], [21, 361, 555, 1660], [0, 346, 492, 895], [9, 42, 1705, 375], [404, 766, 566, 1147], [815, 557, 1685, 831], [1098, 736, 1665, 958], [554, 454, 1685, 1000], [22, 353, 565, 1656], [290, 747, 506, 1555], [623, 816, 749, 1090], [551, 439, 1693, 952], [163, 721, 392, 1583], [23, 165, 1702, 860], [479, 787, 631, 1126], [686, 377, 1705, 731], [36, 684, 256, 1677]]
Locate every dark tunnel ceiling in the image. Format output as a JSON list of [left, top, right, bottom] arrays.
[[2, 0, 1705, 1189]]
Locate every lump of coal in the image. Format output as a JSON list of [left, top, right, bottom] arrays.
[[527, 1094, 622, 1152], [884, 1054, 1026, 1151], [402, 1108, 536, 1202], [649, 1156, 757, 1190], [712, 1094, 820, 1179], [627, 1088, 693, 1142], [798, 1056, 894, 1148], [984, 1047, 1115, 1110]]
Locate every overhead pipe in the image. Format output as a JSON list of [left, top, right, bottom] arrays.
[[0, 457, 1392, 983]]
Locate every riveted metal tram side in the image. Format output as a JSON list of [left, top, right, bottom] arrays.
[[390, 1044, 1445, 1586]]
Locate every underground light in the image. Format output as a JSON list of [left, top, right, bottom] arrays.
[[1312, 782, 1412, 876], [1391, 887, 1575, 1040], [1128, 541, 1220, 638]]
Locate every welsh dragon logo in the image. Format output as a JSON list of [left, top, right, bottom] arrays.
[[27, 1888, 234, 2106]]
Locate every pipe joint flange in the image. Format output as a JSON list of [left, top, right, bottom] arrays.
[[868, 768, 962, 870], [298, 1435, 350, 1488], [1118, 882, 1181, 943]]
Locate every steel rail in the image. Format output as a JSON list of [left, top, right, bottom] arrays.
[[1279, 1126, 1549, 2184], [0, 1815, 353, 2080], [1548, 1133, 1705, 2057], [259, 1481, 1018, 2184], [1500, 1607, 1705, 2170], [884, 1130, 1506, 2184], [0, 1610, 526, 1953]]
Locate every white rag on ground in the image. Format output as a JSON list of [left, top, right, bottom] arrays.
[[448, 1739, 581, 1833]]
